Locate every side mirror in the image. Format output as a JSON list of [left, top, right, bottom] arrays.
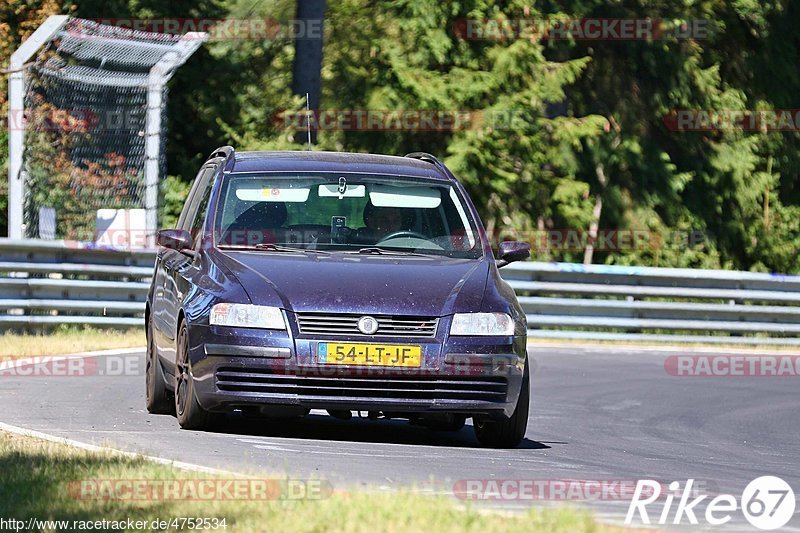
[[157, 229, 192, 252], [496, 241, 530, 268]]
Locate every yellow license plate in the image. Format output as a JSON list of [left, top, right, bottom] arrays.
[[318, 343, 422, 367]]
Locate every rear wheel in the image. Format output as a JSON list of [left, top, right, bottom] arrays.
[[145, 318, 172, 414], [473, 362, 530, 448], [175, 322, 214, 430]]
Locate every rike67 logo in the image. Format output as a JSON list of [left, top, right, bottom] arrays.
[[626, 476, 796, 530]]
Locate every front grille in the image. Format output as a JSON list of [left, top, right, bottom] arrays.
[[295, 313, 438, 338], [215, 367, 507, 403]]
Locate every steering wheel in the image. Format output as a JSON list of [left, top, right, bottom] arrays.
[[377, 230, 430, 243]]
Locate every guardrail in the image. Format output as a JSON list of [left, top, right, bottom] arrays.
[[0, 239, 153, 328], [502, 262, 800, 346], [1, 239, 799, 346]]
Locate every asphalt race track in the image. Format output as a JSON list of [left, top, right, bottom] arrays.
[[1, 344, 798, 530]]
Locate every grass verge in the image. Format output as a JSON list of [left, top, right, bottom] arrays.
[[0, 431, 622, 532], [0, 327, 144, 358]]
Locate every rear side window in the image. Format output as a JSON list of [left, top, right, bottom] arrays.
[[182, 166, 217, 239], [190, 182, 214, 247], [176, 167, 209, 230]]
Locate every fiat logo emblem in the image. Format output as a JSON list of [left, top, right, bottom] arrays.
[[357, 316, 379, 335]]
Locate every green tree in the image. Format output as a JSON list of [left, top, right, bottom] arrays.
[[318, 0, 607, 260], [548, 0, 800, 270]]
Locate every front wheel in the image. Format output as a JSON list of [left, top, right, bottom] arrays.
[[473, 361, 530, 448], [145, 318, 172, 414], [175, 322, 214, 430]]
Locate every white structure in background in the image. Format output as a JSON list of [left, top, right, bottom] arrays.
[[95, 208, 148, 249], [37, 207, 56, 240], [7, 16, 206, 244]]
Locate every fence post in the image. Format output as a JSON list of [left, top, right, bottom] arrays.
[[144, 33, 207, 246]]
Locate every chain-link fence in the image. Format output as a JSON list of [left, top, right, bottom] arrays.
[[15, 18, 203, 242]]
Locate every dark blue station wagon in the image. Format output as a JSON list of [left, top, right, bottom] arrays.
[[146, 148, 531, 448]]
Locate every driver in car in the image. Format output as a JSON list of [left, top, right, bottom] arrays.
[[362, 204, 404, 241]]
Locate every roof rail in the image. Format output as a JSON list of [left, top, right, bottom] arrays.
[[404, 152, 444, 167], [404, 152, 452, 177], [207, 145, 235, 171], [208, 145, 234, 160]]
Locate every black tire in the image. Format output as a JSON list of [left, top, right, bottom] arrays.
[[174, 322, 213, 430], [473, 361, 530, 448], [145, 318, 172, 414]]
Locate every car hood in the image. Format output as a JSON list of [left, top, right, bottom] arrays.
[[213, 250, 489, 317]]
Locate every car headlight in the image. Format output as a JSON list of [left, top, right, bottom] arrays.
[[449, 312, 515, 336], [210, 303, 286, 330]]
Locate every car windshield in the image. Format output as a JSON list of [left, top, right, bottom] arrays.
[[214, 173, 482, 259]]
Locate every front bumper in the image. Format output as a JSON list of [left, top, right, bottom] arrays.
[[187, 324, 527, 418]]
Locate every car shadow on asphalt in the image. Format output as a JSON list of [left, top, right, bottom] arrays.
[[203, 412, 551, 450]]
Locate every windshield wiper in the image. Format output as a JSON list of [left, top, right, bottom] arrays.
[[255, 243, 331, 254], [349, 247, 437, 257], [219, 243, 329, 255]]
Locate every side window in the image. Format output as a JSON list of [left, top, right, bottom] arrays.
[[180, 167, 214, 232], [190, 183, 214, 248], [176, 167, 207, 230]]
